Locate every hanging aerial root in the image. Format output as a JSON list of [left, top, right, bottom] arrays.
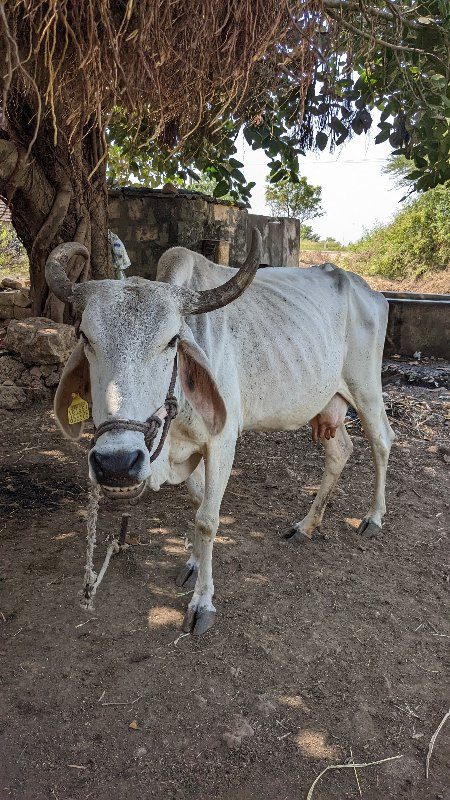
[[1, 0, 321, 152]]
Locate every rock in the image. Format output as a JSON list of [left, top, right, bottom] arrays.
[[5, 317, 77, 365], [12, 288, 31, 308], [19, 369, 34, 386], [1, 277, 24, 290], [0, 383, 26, 410], [162, 182, 179, 195], [0, 291, 15, 320], [0, 290, 15, 307], [30, 366, 43, 378], [0, 355, 24, 383], [256, 696, 277, 717], [44, 369, 61, 388], [222, 732, 242, 750], [223, 714, 254, 749], [13, 306, 33, 320], [30, 377, 44, 389], [232, 715, 254, 739], [39, 364, 56, 377]]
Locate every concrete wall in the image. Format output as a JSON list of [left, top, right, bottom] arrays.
[[108, 188, 247, 279], [247, 214, 300, 268], [108, 189, 301, 278], [384, 296, 450, 359]]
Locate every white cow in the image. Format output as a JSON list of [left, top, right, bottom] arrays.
[[46, 231, 394, 635]]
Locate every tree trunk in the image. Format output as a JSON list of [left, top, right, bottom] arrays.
[[0, 120, 113, 322]]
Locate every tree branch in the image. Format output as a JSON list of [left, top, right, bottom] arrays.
[[325, 10, 437, 58], [323, 1, 431, 30]]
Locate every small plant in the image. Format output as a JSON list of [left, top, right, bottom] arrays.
[[0, 223, 29, 279]]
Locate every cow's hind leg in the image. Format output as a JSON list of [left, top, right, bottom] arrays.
[[176, 460, 205, 590], [285, 424, 353, 543], [353, 398, 394, 538]]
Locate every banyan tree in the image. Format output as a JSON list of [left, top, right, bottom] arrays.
[[0, 1, 447, 320]]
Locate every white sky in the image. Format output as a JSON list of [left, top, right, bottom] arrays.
[[236, 120, 405, 245]]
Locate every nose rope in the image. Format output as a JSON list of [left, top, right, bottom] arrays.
[[91, 345, 179, 463], [81, 344, 180, 609]]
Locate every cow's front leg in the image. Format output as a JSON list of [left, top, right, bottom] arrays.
[[181, 440, 235, 636], [176, 459, 205, 590]]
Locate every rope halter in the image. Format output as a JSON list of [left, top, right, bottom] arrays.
[[91, 340, 179, 463]]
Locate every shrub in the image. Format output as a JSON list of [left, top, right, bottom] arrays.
[[0, 223, 29, 277], [351, 185, 450, 279]]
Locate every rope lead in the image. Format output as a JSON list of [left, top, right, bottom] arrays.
[[80, 484, 129, 610]]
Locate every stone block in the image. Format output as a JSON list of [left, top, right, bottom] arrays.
[[213, 204, 232, 223], [0, 383, 26, 410], [135, 225, 159, 242], [108, 199, 121, 220], [0, 290, 15, 307], [45, 369, 61, 387], [0, 355, 24, 383], [1, 277, 24, 290], [12, 288, 31, 308], [30, 366, 43, 378], [5, 317, 77, 365], [13, 306, 33, 319], [0, 305, 14, 320], [129, 200, 156, 224]]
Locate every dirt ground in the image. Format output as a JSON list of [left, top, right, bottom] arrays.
[[0, 379, 449, 800], [362, 270, 450, 296]]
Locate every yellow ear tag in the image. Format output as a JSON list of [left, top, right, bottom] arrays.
[[67, 393, 89, 425]]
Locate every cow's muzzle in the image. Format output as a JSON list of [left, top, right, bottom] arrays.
[[100, 481, 147, 500], [90, 448, 146, 488]]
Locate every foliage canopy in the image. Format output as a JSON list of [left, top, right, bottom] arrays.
[[105, 2, 450, 202], [265, 177, 323, 222]]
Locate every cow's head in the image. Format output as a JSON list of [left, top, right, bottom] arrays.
[[46, 231, 261, 498]]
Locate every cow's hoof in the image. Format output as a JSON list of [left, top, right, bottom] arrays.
[[358, 519, 381, 539], [176, 564, 198, 590], [182, 607, 216, 636], [284, 526, 312, 544]]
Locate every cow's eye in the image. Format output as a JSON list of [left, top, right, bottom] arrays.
[[167, 335, 178, 348]]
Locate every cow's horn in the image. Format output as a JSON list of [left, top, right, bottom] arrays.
[[185, 227, 262, 315], [45, 242, 89, 303]]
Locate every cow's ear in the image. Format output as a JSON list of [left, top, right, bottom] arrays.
[[54, 341, 91, 440], [178, 338, 227, 435]]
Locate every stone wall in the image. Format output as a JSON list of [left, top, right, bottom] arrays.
[[0, 276, 32, 321], [247, 214, 300, 268], [108, 187, 248, 279], [108, 188, 301, 277], [0, 318, 76, 410]]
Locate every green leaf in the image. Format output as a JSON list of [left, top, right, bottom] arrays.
[[213, 180, 230, 197], [374, 128, 391, 144], [335, 131, 349, 146], [330, 116, 348, 136], [316, 131, 328, 151]]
